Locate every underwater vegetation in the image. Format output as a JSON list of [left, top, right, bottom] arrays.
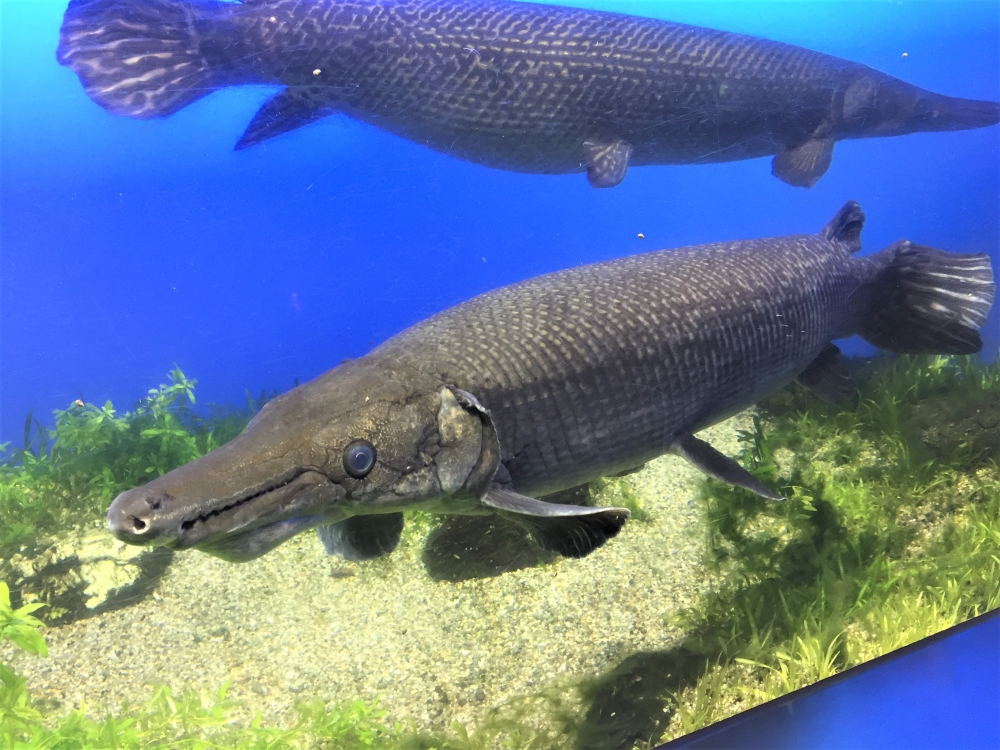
[[0, 369, 263, 559], [1, 588, 415, 749], [660, 354, 1000, 740], [0, 355, 998, 748]]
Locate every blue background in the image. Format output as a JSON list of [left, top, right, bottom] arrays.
[[2, 0, 998, 442], [668, 609, 1000, 750]]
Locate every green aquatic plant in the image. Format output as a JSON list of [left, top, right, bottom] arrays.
[[0, 369, 265, 557], [1, 582, 47, 744], [654, 354, 1000, 741], [589, 475, 652, 523], [448, 355, 996, 748], [2, 356, 997, 749], [0, 582, 556, 750]]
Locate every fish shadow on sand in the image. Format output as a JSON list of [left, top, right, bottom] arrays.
[[4, 545, 173, 626], [576, 649, 703, 750], [421, 515, 555, 581], [422, 486, 589, 581]]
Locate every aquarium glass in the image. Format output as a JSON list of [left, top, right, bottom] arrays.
[[1, 1, 998, 748]]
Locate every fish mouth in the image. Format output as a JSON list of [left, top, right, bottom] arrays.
[[192, 514, 329, 562], [107, 468, 346, 558]]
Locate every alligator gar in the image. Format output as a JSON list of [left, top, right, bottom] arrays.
[[58, 0, 1000, 188], [105, 202, 995, 562]]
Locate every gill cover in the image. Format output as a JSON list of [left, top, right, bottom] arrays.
[[317, 386, 500, 561]]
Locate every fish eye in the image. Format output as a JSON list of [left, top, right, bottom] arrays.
[[343, 440, 376, 478]]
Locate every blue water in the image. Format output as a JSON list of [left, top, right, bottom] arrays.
[[2, 0, 998, 443]]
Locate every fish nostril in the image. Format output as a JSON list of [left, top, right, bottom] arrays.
[[107, 491, 164, 540]]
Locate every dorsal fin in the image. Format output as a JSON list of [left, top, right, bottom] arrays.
[[820, 201, 866, 253]]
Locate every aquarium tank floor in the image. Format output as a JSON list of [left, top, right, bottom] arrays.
[[1, 355, 999, 749]]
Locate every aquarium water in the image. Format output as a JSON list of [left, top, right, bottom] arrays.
[[1, 1, 998, 748]]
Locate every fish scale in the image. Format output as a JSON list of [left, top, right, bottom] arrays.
[[373, 234, 862, 495]]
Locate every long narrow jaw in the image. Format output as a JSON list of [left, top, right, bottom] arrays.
[[107, 468, 346, 562]]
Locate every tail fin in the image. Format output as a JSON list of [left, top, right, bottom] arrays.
[[57, 0, 238, 119], [860, 241, 995, 355]]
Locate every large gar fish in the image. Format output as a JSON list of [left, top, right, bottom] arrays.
[[106, 202, 996, 562], [57, 0, 999, 188]]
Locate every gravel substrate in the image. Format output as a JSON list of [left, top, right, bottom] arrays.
[[2, 414, 751, 733]]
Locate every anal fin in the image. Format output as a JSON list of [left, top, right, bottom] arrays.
[[317, 513, 404, 561], [671, 433, 782, 500], [772, 138, 834, 188], [583, 139, 632, 188], [797, 344, 857, 403], [482, 488, 629, 558], [236, 87, 334, 151]]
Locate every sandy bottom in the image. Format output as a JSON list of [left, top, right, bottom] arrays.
[[4, 415, 750, 733]]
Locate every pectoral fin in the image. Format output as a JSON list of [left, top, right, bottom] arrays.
[[236, 88, 334, 151], [797, 344, 857, 403], [671, 433, 782, 500], [482, 488, 630, 558], [317, 513, 404, 561], [583, 139, 632, 188], [772, 138, 835, 188]]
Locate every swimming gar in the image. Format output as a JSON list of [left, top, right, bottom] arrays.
[[106, 202, 996, 562], [57, 0, 999, 188]]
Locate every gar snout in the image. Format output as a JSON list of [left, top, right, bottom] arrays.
[[107, 488, 179, 545], [107, 467, 343, 560]]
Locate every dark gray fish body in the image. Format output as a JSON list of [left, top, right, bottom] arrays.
[[376, 224, 867, 495], [106, 203, 995, 563], [58, 0, 999, 187]]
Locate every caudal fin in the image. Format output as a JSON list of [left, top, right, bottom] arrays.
[[57, 0, 237, 119], [861, 241, 995, 354]]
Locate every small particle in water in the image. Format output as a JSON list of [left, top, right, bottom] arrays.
[[313, 68, 322, 75], [73, 399, 84, 407], [901, 52, 908, 58], [637, 233, 645, 240], [330, 566, 355, 579]]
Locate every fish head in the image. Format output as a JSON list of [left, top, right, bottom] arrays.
[[106, 358, 497, 561], [841, 74, 1000, 136], [840, 74, 915, 135]]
